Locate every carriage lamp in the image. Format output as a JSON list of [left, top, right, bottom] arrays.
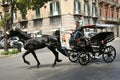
[[101, 40, 105, 45]]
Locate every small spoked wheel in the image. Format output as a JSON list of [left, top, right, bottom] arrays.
[[103, 46, 116, 63], [68, 51, 78, 62], [78, 51, 89, 65]]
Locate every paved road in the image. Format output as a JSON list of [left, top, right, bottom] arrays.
[[0, 40, 120, 80]]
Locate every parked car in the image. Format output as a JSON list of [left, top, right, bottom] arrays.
[[30, 31, 42, 37], [84, 32, 96, 39], [0, 37, 23, 49]]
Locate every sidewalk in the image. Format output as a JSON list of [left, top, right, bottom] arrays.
[[114, 37, 120, 41], [0, 48, 25, 58]]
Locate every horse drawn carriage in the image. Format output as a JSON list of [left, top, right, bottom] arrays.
[[66, 26, 116, 65]]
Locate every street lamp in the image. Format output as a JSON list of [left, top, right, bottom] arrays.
[[92, 17, 98, 32]]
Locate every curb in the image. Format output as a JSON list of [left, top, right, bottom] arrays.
[[114, 38, 120, 41], [0, 51, 24, 58]]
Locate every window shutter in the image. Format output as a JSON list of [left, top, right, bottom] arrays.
[[50, 3, 53, 16], [56, 1, 60, 14], [88, 4, 90, 16], [84, 3, 85, 15], [36, 6, 40, 18], [78, 2, 81, 14], [95, 6, 98, 17], [92, 6, 93, 16], [74, 1, 76, 13]]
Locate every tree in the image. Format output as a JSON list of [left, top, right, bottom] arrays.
[[0, 13, 10, 51], [15, 0, 52, 19], [0, 0, 52, 51]]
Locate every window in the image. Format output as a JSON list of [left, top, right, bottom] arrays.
[[20, 21, 28, 28], [117, 10, 119, 18], [92, 5, 98, 17], [111, 8, 114, 18], [84, 17, 90, 24], [105, 8, 108, 19], [35, 6, 40, 18], [50, 17, 61, 25], [50, 1, 60, 16], [84, 2, 90, 16], [99, 7, 102, 16], [34, 19, 42, 27], [74, 0, 81, 14]]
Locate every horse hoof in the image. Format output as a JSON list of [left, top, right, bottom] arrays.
[[52, 64, 56, 67], [25, 61, 30, 65], [36, 63, 40, 68], [37, 65, 40, 68], [57, 59, 62, 62]]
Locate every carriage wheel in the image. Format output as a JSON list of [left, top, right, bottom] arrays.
[[68, 51, 78, 62], [103, 46, 116, 63], [78, 51, 89, 65]]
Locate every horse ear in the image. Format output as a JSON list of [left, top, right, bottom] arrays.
[[12, 23, 20, 31], [6, 31, 9, 35]]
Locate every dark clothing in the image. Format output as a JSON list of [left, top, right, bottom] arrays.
[[75, 26, 84, 35], [73, 26, 84, 39]]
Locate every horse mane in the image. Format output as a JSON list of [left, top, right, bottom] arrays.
[[16, 28, 31, 40]]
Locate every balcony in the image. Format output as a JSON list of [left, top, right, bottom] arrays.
[[92, 0, 96, 4], [74, 10, 82, 16], [105, 0, 111, 6], [107, 18, 113, 21], [99, 16, 106, 21], [84, 13, 90, 17], [84, 0, 89, 2], [99, 0, 105, 4]]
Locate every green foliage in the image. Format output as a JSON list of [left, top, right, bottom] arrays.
[[0, 13, 10, 29], [16, 0, 29, 19], [1, 49, 19, 55], [2, 50, 9, 55], [15, 0, 52, 19]]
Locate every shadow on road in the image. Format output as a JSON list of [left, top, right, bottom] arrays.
[[17, 62, 78, 70]]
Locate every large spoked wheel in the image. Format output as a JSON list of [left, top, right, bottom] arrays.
[[103, 46, 116, 63], [68, 51, 78, 62], [78, 51, 89, 65]]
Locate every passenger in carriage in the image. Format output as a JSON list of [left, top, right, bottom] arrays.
[[73, 20, 84, 39]]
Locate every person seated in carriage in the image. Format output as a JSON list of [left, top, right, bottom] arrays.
[[73, 20, 84, 39]]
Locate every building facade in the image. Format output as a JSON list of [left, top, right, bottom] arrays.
[[98, 0, 120, 37], [0, 0, 120, 45]]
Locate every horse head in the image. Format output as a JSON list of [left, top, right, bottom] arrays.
[[6, 24, 21, 38], [6, 24, 31, 43]]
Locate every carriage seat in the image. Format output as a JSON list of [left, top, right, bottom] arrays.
[[90, 32, 114, 46]]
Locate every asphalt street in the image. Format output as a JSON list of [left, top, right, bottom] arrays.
[[0, 39, 120, 80]]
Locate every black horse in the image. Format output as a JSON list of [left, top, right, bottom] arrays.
[[7, 28, 68, 67]]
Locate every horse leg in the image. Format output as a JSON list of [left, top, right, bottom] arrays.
[[31, 50, 40, 68], [22, 50, 31, 65], [47, 46, 62, 67]]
